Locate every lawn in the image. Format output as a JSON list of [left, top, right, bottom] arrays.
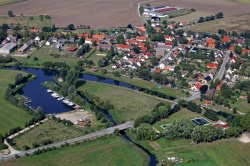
[[86, 50, 106, 66], [15, 46, 79, 67], [83, 68, 186, 98], [230, 98, 250, 113], [78, 81, 173, 123], [12, 119, 98, 150], [153, 108, 206, 132], [184, 13, 250, 33], [0, 69, 33, 135], [3, 137, 149, 166], [0, 16, 52, 28], [0, 0, 25, 6]]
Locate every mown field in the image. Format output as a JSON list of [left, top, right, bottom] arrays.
[[0, 0, 25, 6], [184, 13, 250, 33], [0, 69, 33, 135], [12, 120, 100, 150], [78, 81, 173, 122], [0, 16, 52, 28], [3, 137, 149, 166]]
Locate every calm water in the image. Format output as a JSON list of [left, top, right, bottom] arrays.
[[7, 67, 158, 165]]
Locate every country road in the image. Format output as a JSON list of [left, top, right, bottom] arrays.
[[0, 121, 134, 162]]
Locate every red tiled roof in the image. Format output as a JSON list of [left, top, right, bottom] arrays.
[[229, 45, 234, 51], [208, 43, 215, 48], [206, 38, 215, 44], [204, 100, 211, 105], [165, 42, 173, 46], [206, 63, 218, 69], [164, 35, 174, 40], [216, 83, 223, 91], [30, 29, 39, 33], [222, 36, 230, 43], [242, 48, 249, 54], [195, 82, 201, 89], [155, 68, 161, 73], [128, 39, 138, 44], [92, 34, 105, 40], [118, 44, 130, 49], [68, 46, 77, 51], [138, 42, 145, 47], [136, 36, 147, 41], [140, 47, 148, 52]]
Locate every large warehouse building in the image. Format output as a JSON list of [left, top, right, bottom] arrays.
[[0, 43, 17, 55]]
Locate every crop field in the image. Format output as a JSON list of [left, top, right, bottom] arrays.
[[78, 81, 172, 122], [0, 0, 25, 6], [0, 16, 52, 28], [0, 70, 33, 135], [184, 13, 250, 33], [0, 0, 145, 28], [2, 137, 149, 166]]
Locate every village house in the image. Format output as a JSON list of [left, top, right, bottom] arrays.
[[136, 36, 147, 42], [117, 44, 130, 51]]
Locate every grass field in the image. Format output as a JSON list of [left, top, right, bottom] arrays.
[[0, 16, 52, 28], [0, 0, 25, 6], [184, 13, 250, 33], [83, 68, 186, 98], [230, 98, 250, 113], [230, 0, 250, 3], [152, 108, 205, 132], [3, 137, 149, 166], [15, 46, 80, 67], [12, 120, 99, 150], [0, 69, 33, 135], [86, 50, 105, 66], [78, 81, 173, 122]]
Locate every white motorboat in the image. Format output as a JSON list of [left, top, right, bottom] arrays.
[[62, 99, 70, 104], [47, 89, 53, 93], [57, 97, 64, 100]]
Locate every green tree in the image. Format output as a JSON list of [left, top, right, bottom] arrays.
[[8, 10, 14, 17], [197, 17, 204, 23], [139, 6, 144, 15], [15, 73, 23, 85], [67, 24, 75, 30], [234, 45, 242, 54], [116, 34, 125, 44], [240, 114, 250, 131]]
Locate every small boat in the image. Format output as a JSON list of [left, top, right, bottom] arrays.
[[51, 93, 60, 98], [68, 102, 75, 106], [47, 89, 52, 93], [62, 99, 70, 104], [57, 97, 64, 101]]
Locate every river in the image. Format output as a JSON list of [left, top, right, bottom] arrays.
[[7, 67, 158, 166]]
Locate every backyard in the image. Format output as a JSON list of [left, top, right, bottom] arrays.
[[12, 119, 99, 150], [3, 137, 149, 166], [78, 81, 173, 123], [0, 69, 33, 135]]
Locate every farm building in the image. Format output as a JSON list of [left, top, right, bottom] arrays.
[[0, 43, 17, 55], [18, 43, 30, 53]]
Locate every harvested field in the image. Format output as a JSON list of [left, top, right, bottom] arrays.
[[147, 0, 250, 17], [0, 0, 145, 28], [169, 11, 212, 23], [184, 13, 250, 33]]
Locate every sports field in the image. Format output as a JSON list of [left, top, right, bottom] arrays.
[[2, 137, 149, 166], [0, 70, 33, 135]]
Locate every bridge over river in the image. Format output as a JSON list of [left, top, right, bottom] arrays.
[[0, 121, 134, 162]]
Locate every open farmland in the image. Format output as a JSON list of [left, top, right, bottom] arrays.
[[0, 0, 145, 28], [147, 0, 250, 17], [2, 137, 149, 166], [0, 0, 25, 6], [184, 13, 250, 33]]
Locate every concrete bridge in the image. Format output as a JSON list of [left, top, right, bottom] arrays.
[[0, 121, 134, 162]]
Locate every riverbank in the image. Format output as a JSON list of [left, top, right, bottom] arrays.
[[82, 69, 186, 98], [0, 69, 34, 135]]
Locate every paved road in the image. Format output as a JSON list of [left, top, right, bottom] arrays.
[[215, 51, 230, 79], [185, 91, 200, 101], [0, 121, 134, 162], [152, 47, 179, 72]]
